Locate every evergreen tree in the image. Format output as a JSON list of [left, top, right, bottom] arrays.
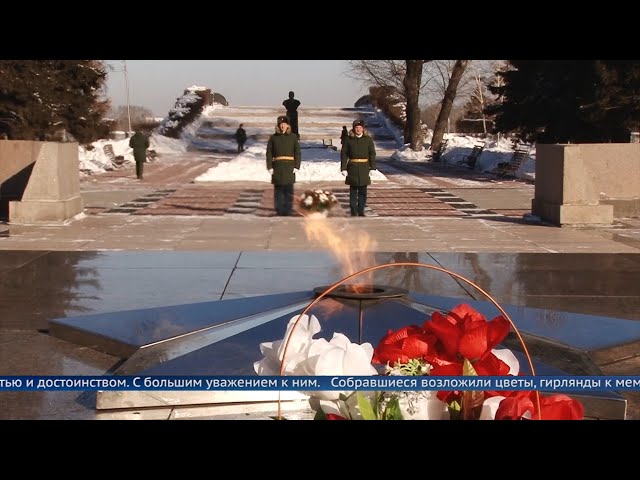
[[0, 60, 110, 143], [487, 60, 640, 143], [586, 60, 640, 141]]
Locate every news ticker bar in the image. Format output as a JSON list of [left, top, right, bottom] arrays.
[[1, 375, 639, 392]]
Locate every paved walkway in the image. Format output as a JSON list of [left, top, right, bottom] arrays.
[[1, 151, 638, 253]]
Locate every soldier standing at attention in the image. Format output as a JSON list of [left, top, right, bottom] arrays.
[[266, 116, 301, 216], [340, 119, 376, 216]]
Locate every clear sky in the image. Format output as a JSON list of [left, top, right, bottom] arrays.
[[104, 60, 367, 116]]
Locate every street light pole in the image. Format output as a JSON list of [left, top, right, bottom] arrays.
[[123, 60, 132, 134]]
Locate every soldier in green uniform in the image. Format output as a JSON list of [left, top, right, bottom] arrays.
[[129, 130, 150, 180], [266, 116, 301, 216], [340, 119, 376, 216]]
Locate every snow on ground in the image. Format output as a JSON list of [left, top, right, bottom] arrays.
[[79, 134, 187, 174], [194, 143, 388, 183], [79, 104, 221, 174], [440, 134, 535, 181], [391, 133, 536, 181], [78, 103, 535, 182]]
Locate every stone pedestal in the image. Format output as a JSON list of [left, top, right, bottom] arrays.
[[6, 141, 83, 224], [532, 144, 640, 226]]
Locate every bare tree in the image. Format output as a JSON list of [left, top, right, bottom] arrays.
[[109, 105, 154, 131], [346, 60, 431, 150], [423, 61, 481, 133], [403, 60, 425, 150], [346, 60, 407, 93], [431, 60, 469, 154], [468, 72, 490, 134], [346, 61, 433, 95]]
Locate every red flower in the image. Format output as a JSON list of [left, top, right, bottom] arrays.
[[538, 394, 585, 420], [495, 391, 584, 420], [424, 304, 510, 361], [369, 303, 584, 420], [325, 413, 348, 420], [372, 325, 436, 365], [494, 391, 535, 420]]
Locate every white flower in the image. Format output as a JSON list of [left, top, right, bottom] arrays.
[[253, 314, 320, 376], [318, 193, 329, 204], [303, 196, 314, 206], [295, 333, 378, 400], [254, 314, 378, 418], [479, 395, 505, 420]]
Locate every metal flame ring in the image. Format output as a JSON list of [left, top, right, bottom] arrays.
[[277, 262, 542, 419]]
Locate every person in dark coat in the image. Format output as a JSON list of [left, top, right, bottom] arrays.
[[282, 91, 301, 138], [340, 119, 376, 216], [129, 130, 150, 180], [266, 115, 301, 216], [340, 126, 348, 145], [235, 124, 247, 152]]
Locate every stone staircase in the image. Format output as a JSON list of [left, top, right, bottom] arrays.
[[190, 105, 400, 151]]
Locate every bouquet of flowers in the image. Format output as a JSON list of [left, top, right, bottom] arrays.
[[298, 189, 339, 215], [254, 303, 584, 420]]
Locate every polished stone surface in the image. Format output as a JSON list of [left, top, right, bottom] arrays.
[[0, 330, 118, 420], [76, 290, 630, 419], [50, 291, 314, 357], [3, 251, 639, 329], [408, 293, 640, 351]]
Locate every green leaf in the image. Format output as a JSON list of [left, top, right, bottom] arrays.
[[461, 357, 484, 420], [383, 396, 404, 420], [314, 409, 327, 421], [462, 358, 479, 376], [356, 392, 377, 420], [372, 391, 380, 416], [448, 400, 462, 420]]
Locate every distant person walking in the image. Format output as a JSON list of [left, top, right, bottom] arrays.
[[340, 126, 348, 146], [129, 130, 150, 180], [235, 123, 247, 152], [266, 115, 301, 216], [340, 119, 376, 217], [282, 91, 301, 138]]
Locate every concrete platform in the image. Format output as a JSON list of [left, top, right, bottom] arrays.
[[1, 250, 640, 420]]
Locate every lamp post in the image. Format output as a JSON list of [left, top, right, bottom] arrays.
[[123, 60, 132, 135]]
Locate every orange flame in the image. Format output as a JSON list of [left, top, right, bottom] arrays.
[[310, 297, 345, 317], [303, 217, 378, 287]]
